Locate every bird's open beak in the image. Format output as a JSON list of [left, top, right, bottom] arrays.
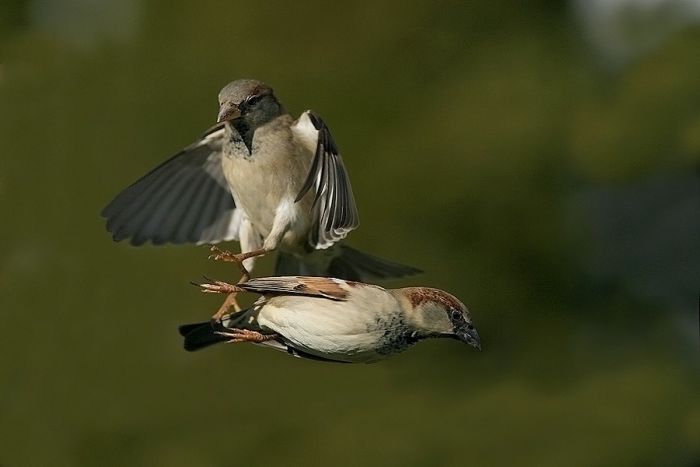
[[457, 326, 481, 351], [217, 102, 241, 123]]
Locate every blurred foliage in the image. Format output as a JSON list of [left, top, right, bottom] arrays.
[[0, 1, 698, 466]]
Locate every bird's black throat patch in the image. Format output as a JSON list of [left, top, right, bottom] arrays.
[[231, 119, 255, 154]]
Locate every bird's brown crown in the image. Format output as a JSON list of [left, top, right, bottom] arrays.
[[218, 79, 272, 105], [403, 287, 465, 311]]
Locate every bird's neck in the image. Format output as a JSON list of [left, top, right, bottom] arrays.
[[230, 119, 255, 152], [227, 103, 287, 153], [392, 290, 430, 339]]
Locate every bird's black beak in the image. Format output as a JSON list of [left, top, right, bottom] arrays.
[[457, 326, 481, 351], [217, 102, 241, 123]]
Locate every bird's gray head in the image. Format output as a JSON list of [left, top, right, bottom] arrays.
[[401, 288, 481, 350], [217, 79, 283, 125]]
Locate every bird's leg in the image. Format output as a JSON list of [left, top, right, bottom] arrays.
[[215, 328, 279, 344], [208, 245, 270, 283], [215, 293, 241, 317], [196, 279, 246, 321], [207, 246, 270, 320]]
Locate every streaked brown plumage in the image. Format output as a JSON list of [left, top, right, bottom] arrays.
[[180, 276, 481, 363]]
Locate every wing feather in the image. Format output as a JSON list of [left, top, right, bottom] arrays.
[[102, 125, 240, 245], [238, 276, 349, 301], [291, 111, 359, 249]]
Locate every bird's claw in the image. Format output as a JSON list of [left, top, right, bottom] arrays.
[[215, 328, 278, 343], [196, 279, 241, 294], [208, 245, 245, 264]]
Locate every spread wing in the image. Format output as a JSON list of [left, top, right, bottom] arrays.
[[238, 276, 350, 301], [102, 124, 241, 246], [292, 111, 360, 249]]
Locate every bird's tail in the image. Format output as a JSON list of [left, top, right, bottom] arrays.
[[274, 244, 422, 282], [178, 310, 247, 352]]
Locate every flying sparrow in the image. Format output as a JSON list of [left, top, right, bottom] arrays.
[[102, 79, 419, 281], [179, 276, 481, 363]]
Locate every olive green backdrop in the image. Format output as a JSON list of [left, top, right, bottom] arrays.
[[1, 1, 698, 466]]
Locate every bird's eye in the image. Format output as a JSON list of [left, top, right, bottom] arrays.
[[450, 309, 461, 320], [245, 94, 262, 106]]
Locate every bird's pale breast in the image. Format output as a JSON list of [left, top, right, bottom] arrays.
[[221, 117, 314, 250], [255, 286, 408, 363]]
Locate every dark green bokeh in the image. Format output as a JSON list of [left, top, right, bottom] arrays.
[[1, 1, 698, 466]]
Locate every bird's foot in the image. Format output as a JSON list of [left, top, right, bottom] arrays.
[[195, 278, 242, 295], [208, 245, 271, 284], [208, 245, 269, 264], [208, 245, 244, 263], [205, 246, 270, 319], [191, 278, 244, 319], [215, 328, 278, 344]]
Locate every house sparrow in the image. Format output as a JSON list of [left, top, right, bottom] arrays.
[[179, 276, 481, 363], [102, 79, 419, 281]]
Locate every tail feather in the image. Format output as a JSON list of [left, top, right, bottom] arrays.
[[179, 309, 251, 351], [178, 321, 228, 351], [178, 322, 205, 337], [274, 244, 421, 282]]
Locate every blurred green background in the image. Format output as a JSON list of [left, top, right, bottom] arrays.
[[1, 0, 699, 466]]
